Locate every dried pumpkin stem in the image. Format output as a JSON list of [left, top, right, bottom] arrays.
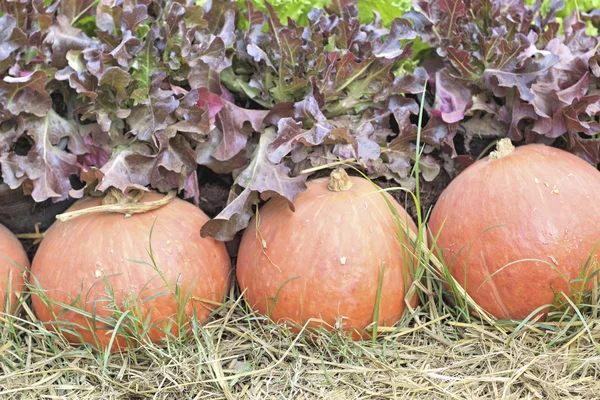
[[488, 138, 515, 160], [15, 222, 44, 244], [100, 187, 145, 206], [15, 233, 45, 239], [55, 189, 177, 222], [327, 168, 353, 192]]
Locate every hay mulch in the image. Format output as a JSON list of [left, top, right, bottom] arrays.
[[2, 293, 600, 400]]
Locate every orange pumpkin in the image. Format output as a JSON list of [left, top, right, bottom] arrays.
[[236, 169, 418, 338], [428, 139, 600, 320], [30, 192, 231, 351], [0, 223, 29, 314]]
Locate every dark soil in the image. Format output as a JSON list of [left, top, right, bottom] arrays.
[[375, 168, 453, 224], [193, 167, 241, 259], [0, 184, 76, 262], [21, 240, 41, 263], [0, 184, 76, 234], [195, 167, 233, 218], [195, 177, 244, 259], [197, 182, 231, 218]]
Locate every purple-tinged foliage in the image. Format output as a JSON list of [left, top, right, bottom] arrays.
[[209, 0, 428, 239], [410, 0, 600, 163], [0, 0, 241, 204]]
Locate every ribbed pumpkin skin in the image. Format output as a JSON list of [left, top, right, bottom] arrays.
[[30, 193, 231, 351], [428, 144, 600, 320], [236, 175, 417, 338], [0, 223, 29, 314]]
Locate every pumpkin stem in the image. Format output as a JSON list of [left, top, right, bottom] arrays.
[[488, 138, 515, 160], [100, 187, 145, 206], [328, 168, 353, 192], [55, 188, 177, 222]]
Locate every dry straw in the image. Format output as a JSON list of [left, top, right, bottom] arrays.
[[1, 283, 600, 399]]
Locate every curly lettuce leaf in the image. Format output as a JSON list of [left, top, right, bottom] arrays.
[[201, 126, 307, 241], [411, 0, 600, 163], [0, 0, 240, 203]]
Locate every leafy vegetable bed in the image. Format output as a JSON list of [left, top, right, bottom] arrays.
[[2, 0, 600, 356], [2, 0, 599, 241]]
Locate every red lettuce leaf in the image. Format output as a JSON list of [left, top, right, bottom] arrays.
[[127, 89, 180, 142], [213, 98, 269, 161], [1, 0, 240, 203], [60, 0, 96, 24], [196, 87, 223, 125], [227, 0, 421, 116], [46, 15, 95, 68], [0, 16, 27, 66], [410, 0, 600, 163], [95, 142, 154, 194], [201, 127, 307, 241], [0, 71, 52, 119], [203, 0, 430, 240], [0, 110, 85, 202], [432, 69, 472, 124]]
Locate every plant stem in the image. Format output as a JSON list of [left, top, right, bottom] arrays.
[[56, 190, 177, 222]]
